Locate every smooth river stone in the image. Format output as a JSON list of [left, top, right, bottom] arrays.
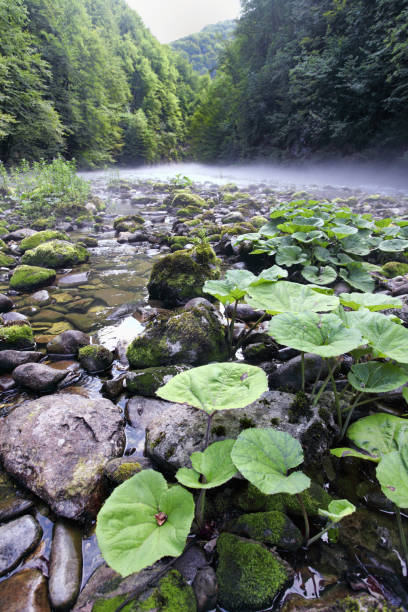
[[0, 470, 33, 521], [0, 394, 125, 520], [0, 350, 43, 373], [12, 363, 69, 392], [0, 568, 50, 612], [49, 522, 83, 611], [0, 515, 42, 576]]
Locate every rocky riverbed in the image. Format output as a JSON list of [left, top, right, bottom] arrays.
[[1, 169, 408, 611]]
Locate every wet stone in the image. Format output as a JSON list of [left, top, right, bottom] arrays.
[[58, 271, 90, 288], [193, 567, 218, 612], [0, 515, 43, 576], [0, 470, 34, 521], [49, 521, 83, 611], [0, 349, 43, 373], [0, 293, 13, 313], [46, 329, 90, 356], [12, 362, 69, 392], [0, 568, 50, 612], [1, 311, 28, 324]]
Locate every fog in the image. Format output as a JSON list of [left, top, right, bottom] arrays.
[[80, 159, 408, 196]]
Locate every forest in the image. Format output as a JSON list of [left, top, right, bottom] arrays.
[[0, 0, 407, 166]]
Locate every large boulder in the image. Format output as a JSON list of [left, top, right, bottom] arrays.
[[147, 243, 220, 307], [0, 349, 42, 373], [10, 265, 56, 291], [144, 390, 337, 472], [127, 302, 228, 369], [21, 240, 89, 269], [0, 324, 34, 350], [0, 394, 125, 519], [46, 330, 90, 356], [19, 230, 69, 252], [12, 363, 69, 392]]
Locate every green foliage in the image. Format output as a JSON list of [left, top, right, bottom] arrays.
[[96, 470, 195, 577], [339, 292, 403, 311], [246, 281, 339, 315], [318, 499, 356, 523], [176, 439, 237, 489], [347, 362, 408, 393], [376, 450, 408, 508], [231, 428, 311, 495]]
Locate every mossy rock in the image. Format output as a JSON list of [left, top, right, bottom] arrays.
[[19, 230, 69, 252], [147, 243, 220, 307], [164, 189, 205, 210], [21, 240, 89, 269], [125, 365, 189, 397], [78, 236, 98, 248], [127, 303, 228, 369], [78, 344, 113, 373], [10, 265, 56, 291], [0, 252, 15, 267], [381, 261, 408, 278], [216, 533, 290, 611], [93, 570, 196, 612], [250, 215, 268, 228], [0, 324, 34, 350], [230, 511, 303, 551], [219, 222, 256, 238], [113, 215, 145, 232], [0, 239, 9, 252]]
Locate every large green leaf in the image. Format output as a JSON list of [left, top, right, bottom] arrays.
[[339, 292, 402, 312], [327, 224, 358, 239], [275, 245, 310, 267], [278, 216, 325, 233], [231, 428, 311, 495], [340, 235, 372, 256], [330, 447, 380, 463], [256, 265, 288, 282], [347, 413, 408, 459], [339, 263, 375, 292], [314, 246, 339, 264], [246, 281, 339, 315], [301, 265, 337, 285], [176, 439, 237, 489], [376, 450, 408, 508], [156, 362, 268, 415], [318, 499, 356, 522], [96, 470, 194, 576], [268, 312, 362, 357], [348, 362, 408, 393], [379, 239, 408, 252], [293, 230, 325, 243], [203, 269, 256, 304]]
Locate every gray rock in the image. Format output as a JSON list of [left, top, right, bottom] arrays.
[[193, 567, 218, 612], [103, 456, 154, 484], [0, 515, 42, 576], [47, 329, 90, 356], [125, 365, 190, 397], [0, 470, 34, 521], [49, 522, 83, 611], [222, 211, 245, 223], [174, 545, 208, 583], [30, 289, 51, 305], [126, 396, 180, 432], [12, 362, 69, 392], [0, 349, 43, 373], [102, 375, 125, 398], [0, 394, 125, 519], [226, 302, 264, 322], [128, 231, 149, 243], [270, 353, 329, 392], [0, 293, 13, 313], [4, 228, 37, 241], [117, 231, 134, 243], [78, 345, 113, 373], [58, 272, 90, 288], [1, 311, 29, 324], [145, 390, 336, 472], [0, 568, 50, 612]]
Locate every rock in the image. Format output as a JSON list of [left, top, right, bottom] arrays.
[[0, 568, 50, 612], [216, 533, 292, 611], [174, 545, 208, 583], [1, 311, 28, 324], [21, 240, 89, 269], [65, 313, 93, 332], [0, 349, 42, 373], [243, 342, 278, 363], [30, 290, 51, 305], [113, 214, 145, 232], [0, 470, 34, 520], [0, 394, 125, 519], [222, 211, 246, 223], [128, 231, 149, 243], [116, 231, 134, 243], [229, 511, 302, 551], [126, 396, 180, 433], [382, 261, 408, 279], [19, 230, 69, 252], [46, 330, 90, 356], [0, 251, 16, 266], [281, 585, 397, 611], [12, 363, 69, 392], [270, 353, 329, 392], [103, 456, 154, 484], [0, 293, 13, 313], [4, 228, 37, 241], [78, 345, 113, 373], [10, 265, 56, 291], [145, 390, 336, 472], [0, 323, 35, 350], [49, 521, 83, 611], [127, 303, 228, 368], [225, 302, 263, 322], [193, 567, 218, 612], [125, 365, 190, 397], [0, 515, 43, 576], [102, 375, 125, 399], [147, 243, 220, 307], [58, 271, 90, 288]]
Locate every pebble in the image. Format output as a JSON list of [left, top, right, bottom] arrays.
[[0, 515, 42, 576], [49, 522, 83, 611], [0, 568, 50, 611]]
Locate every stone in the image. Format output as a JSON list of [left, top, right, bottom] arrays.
[[225, 302, 263, 322], [46, 329, 90, 356], [21, 240, 89, 269], [78, 344, 113, 373], [4, 228, 37, 241], [242, 342, 278, 363], [125, 365, 190, 397], [229, 511, 302, 551], [10, 265, 56, 292], [1, 311, 29, 324], [127, 303, 228, 369], [0, 394, 125, 519], [30, 290, 51, 305], [19, 230, 69, 252], [0, 568, 50, 612], [0, 515, 42, 576], [222, 211, 246, 223], [382, 261, 408, 279], [58, 271, 90, 288], [0, 349, 42, 373], [12, 362, 69, 392], [103, 456, 154, 484], [0, 323, 35, 350], [0, 470, 34, 520], [49, 521, 83, 611], [145, 390, 336, 472], [102, 375, 125, 399], [0, 293, 13, 312], [270, 353, 329, 392], [193, 567, 218, 612], [216, 533, 292, 612]]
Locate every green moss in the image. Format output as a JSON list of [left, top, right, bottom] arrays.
[[220, 222, 256, 238], [0, 252, 14, 266], [236, 482, 331, 517], [250, 216, 267, 228], [113, 215, 145, 232], [212, 425, 226, 436], [10, 264, 56, 291], [288, 390, 313, 424], [381, 261, 408, 278], [0, 239, 9, 251], [93, 595, 137, 612], [78, 344, 113, 371], [176, 205, 201, 218], [231, 511, 302, 550], [165, 189, 205, 209], [239, 417, 256, 430], [21, 240, 89, 269], [217, 533, 288, 611], [111, 462, 142, 484], [0, 324, 34, 349], [20, 230, 69, 252], [126, 366, 186, 397]]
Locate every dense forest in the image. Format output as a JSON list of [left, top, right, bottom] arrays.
[[190, 0, 408, 161], [170, 20, 236, 77], [0, 0, 204, 166]]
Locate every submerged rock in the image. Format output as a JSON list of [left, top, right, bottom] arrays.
[[0, 568, 50, 612], [0, 349, 42, 373], [21, 240, 89, 269], [0, 394, 125, 519], [12, 362, 69, 391], [10, 264, 56, 291], [0, 515, 42, 576], [49, 521, 83, 611]]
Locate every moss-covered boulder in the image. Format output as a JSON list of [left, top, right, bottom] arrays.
[[10, 265, 56, 291], [127, 303, 228, 369], [113, 215, 145, 233], [19, 230, 69, 252], [230, 511, 302, 551], [125, 365, 190, 397], [216, 533, 291, 611], [21, 240, 89, 269], [0, 253, 15, 267], [147, 243, 220, 307], [78, 345, 114, 373], [164, 189, 205, 210], [0, 324, 34, 350], [381, 261, 408, 278]]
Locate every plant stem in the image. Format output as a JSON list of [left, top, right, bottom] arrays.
[[311, 360, 324, 397], [301, 352, 305, 392], [234, 313, 267, 353], [307, 521, 336, 547], [312, 359, 338, 407], [396, 505, 408, 573], [196, 489, 206, 529], [204, 413, 214, 451], [228, 300, 239, 357], [329, 365, 342, 430], [340, 392, 363, 439], [296, 493, 310, 544]]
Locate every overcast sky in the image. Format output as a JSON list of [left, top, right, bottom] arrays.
[[125, 0, 241, 43]]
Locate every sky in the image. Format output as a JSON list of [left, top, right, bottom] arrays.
[[125, 0, 241, 43]]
